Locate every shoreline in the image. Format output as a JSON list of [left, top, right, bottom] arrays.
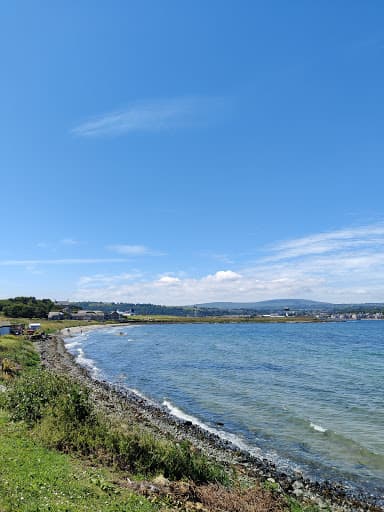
[[36, 325, 383, 512]]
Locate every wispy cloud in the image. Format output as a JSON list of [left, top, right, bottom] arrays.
[[36, 238, 81, 250], [71, 96, 223, 138], [268, 224, 384, 261], [107, 244, 165, 256], [78, 272, 142, 289], [0, 258, 128, 266], [60, 238, 79, 246], [73, 223, 384, 305]]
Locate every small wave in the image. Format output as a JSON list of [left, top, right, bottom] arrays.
[[310, 422, 328, 433], [162, 399, 262, 457], [129, 388, 159, 407], [163, 400, 201, 424], [65, 340, 81, 349], [76, 348, 101, 378]]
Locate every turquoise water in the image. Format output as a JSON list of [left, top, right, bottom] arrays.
[[65, 321, 384, 498]]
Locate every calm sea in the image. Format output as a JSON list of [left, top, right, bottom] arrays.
[[65, 321, 384, 499]]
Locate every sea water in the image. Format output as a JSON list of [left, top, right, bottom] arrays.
[[65, 321, 384, 499]]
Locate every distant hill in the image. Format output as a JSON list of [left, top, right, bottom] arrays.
[[195, 299, 384, 313], [196, 299, 333, 312]]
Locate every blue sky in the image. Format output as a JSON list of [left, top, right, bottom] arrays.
[[1, 1, 384, 304]]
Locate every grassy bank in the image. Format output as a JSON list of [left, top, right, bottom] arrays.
[[0, 335, 39, 379], [0, 335, 163, 511], [0, 411, 158, 512], [3, 369, 228, 484]]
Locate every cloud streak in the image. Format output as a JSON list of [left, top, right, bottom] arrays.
[[268, 224, 384, 260], [72, 97, 222, 137], [107, 244, 165, 256], [0, 258, 129, 266]]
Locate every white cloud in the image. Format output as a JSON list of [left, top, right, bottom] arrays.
[[71, 97, 222, 137], [205, 270, 242, 282], [156, 276, 181, 285], [72, 223, 384, 305]]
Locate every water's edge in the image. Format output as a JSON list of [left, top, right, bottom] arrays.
[[36, 326, 383, 511]]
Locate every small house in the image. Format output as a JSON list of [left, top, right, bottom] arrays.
[[105, 310, 123, 321], [48, 311, 64, 321], [71, 310, 105, 321]]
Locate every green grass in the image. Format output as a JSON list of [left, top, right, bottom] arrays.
[[3, 369, 229, 485], [287, 497, 326, 512], [0, 411, 159, 512], [0, 335, 40, 380], [0, 316, 101, 334], [121, 314, 319, 324]]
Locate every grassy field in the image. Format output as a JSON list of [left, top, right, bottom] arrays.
[[0, 334, 164, 511], [0, 316, 101, 333], [0, 411, 159, 512], [0, 335, 39, 380], [111, 314, 320, 324]]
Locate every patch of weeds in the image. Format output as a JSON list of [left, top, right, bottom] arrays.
[[287, 497, 324, 512], [263, 479, 281, 492]]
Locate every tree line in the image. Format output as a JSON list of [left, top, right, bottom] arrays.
[[0, 297, 54, 318]]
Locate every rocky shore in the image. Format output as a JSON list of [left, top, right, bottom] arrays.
[[36, 328, 383, 512]]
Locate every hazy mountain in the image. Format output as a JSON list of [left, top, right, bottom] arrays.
[[197, 299, 338, 312], [196, 299, 384, 313]]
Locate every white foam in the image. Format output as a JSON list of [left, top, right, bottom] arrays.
[[76, 348, 101, 378], [310, 422, 327, 433], [129, 388, 159, 407], [65, 340, 81, 349], [162, 399, 262, 457]]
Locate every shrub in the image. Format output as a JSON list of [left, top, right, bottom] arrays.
[[4, 370, 91, 425]]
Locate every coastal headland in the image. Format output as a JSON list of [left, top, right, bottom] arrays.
[[34, 324, 383, 512]]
